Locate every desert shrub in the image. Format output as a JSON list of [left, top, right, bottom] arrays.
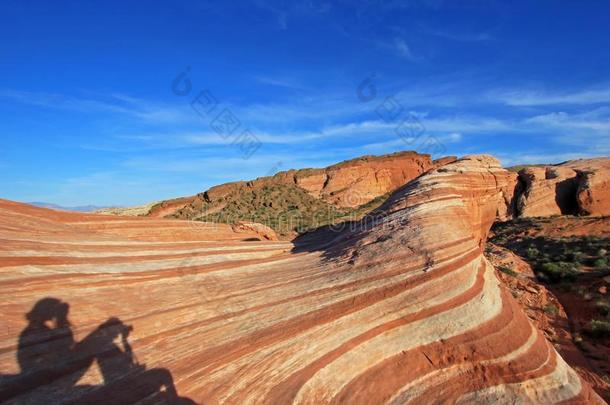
[[537, 261, 579, 283], [564, 250, 583, 263], [526, 247, 540, 259], [594, 257, 608, 270], [586, 320, 610, 338], [596, 300, 610, 316], [494, 236, 507, 244], [543, 304, 558, 315], [498, 266, 519, 277], [574, 286, 587, 296]]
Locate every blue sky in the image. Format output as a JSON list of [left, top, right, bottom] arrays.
[[1, 0, 609, 206]]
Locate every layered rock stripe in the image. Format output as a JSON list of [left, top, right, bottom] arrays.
[[0, 156, 603, 404]]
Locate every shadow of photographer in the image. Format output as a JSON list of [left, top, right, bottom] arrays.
[[0, 297, 195, 404]]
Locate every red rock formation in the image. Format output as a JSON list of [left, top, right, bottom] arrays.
[[316, 156, 600, 403], [0, 156, 602, 404], [231, 221, 279, 241], [516, 166, 580, 217], [565, 158, 610, 217], [510, 158, 610, 219], [201, 151, 438, 209], [147, 196, 198, 218], [106, 151, 445, 220], [204, 181, 248, 202], [432, 155, 458, 168], [497, 170, 519, 221], [314, 151, 434, 207]]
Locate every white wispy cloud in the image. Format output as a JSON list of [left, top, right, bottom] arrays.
[[104, 108, 602, 151], [526, 110, 610, 131], [233, 96, 370, 124], [361, 131, 462, 152], [447, 132, 462, 142], [497, 152, 608, 167], [251, 0, 288, 29], [393, 38, 415, 60], [496, 86, 610, 106], [0, 89, 192, 124], [6, 84, 608, 162], [120, 152, 343, 177], [426, 28, 493, 42], [0, 89, 130, 114], [254, 75, 304, 90], [423, 116, 512, 133], [373, 36, 419, 61]]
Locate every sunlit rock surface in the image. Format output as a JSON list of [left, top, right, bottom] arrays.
[[0, 155, 602, 404], [514, 157, 610, 219], [568, 158, 610, 217]]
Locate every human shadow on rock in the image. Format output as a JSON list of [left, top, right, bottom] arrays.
[[0, 297, 195, 404]]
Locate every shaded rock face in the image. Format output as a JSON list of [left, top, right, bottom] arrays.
[[496, 171, 519, 222], [0, 156, 603, 404]]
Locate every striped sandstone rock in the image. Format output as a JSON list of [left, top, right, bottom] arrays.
[[0, 156, 602, 404]]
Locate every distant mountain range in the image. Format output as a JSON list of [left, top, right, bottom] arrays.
[[28, 202, 111, 213]]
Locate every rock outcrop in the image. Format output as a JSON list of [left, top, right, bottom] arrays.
[[304, 151, 434, 207], [156, 151, 457, 236], [432, 155, 458, 169], [496, 171, 519, 221], [195, 151, 441, 212], [99, 151, 455, 224], [203, 151, 444, 209], [516, 166, 580, 217], [0, 156, 602, 404], [567, 158, 610, 217], [231, 220, 279, 241], [147, 196, 198, 218], [504, 157, 610, 220], [95, 201, 160, 216], [577, 171, 610, 216]]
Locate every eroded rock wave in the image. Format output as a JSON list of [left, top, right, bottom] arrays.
[[0, 156, 602, 403]]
